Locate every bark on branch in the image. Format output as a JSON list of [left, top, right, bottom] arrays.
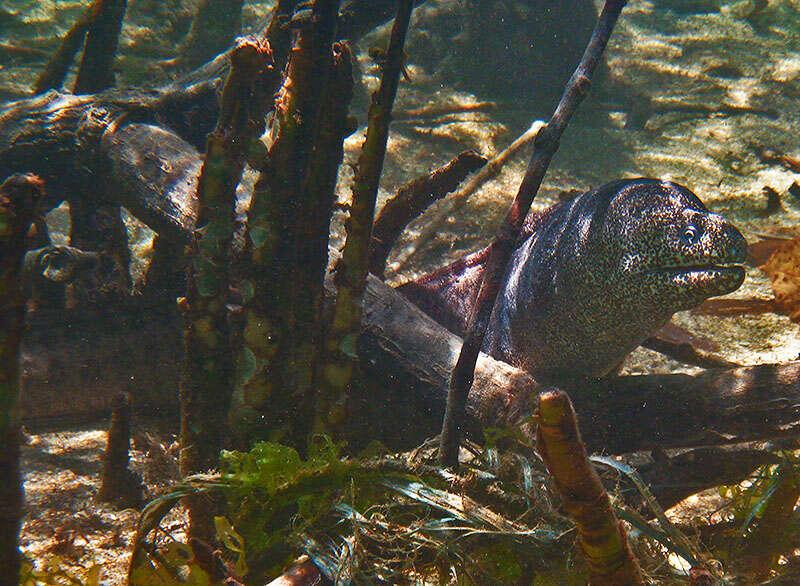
[[440, 0, 628, 467], [32, 3, 93, 95], [231, 0, 346, 447], [319, 0, 414, 437]]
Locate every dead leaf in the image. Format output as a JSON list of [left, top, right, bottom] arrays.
[[749, 237, 790, 267], [760, 237, 800, 323]]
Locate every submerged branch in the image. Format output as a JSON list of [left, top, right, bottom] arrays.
[[642, 335, 740, 369], [391, 101, 497, 121], [0, 174, 44, 581], [234, 0, 344, 446], [176, 0, 245, 71], [98, 392, 143, 507], [73, 0, 128, 94], [369, 150, 487, 276], [439, 0, 628, 468], [385, 119, 545, 278], [319, 0, 414, 438]]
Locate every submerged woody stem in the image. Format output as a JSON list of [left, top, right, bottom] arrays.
[[320, 0, 415, 437], [438, 0, 628, 468], [536, 390, 645, 585], [180, 38, 276, 541], [0, 174, 43, 582], [234, 0, 342, 447]]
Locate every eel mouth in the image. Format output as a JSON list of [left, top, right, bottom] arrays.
[[652, 263, 747, 293], [653, 263, 746, 277]]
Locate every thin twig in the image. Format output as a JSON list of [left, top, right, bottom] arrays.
[[385, 120, 545, 279], [438, 0, 628, 468], [642, 336, 740, 369]]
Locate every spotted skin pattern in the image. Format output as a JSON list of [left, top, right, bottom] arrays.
[[400, 179, 748, 382]]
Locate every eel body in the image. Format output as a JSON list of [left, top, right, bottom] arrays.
[[398, 179, 748, 381]]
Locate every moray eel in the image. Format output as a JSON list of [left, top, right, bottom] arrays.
[[398, 178, 748, 381]]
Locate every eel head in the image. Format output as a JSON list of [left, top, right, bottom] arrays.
[[609, 181, 747, 313]]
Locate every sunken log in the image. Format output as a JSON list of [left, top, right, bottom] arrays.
[[0, 92, 202, 243], [354, 277, 800, 455], [21, 273, 800, 458]]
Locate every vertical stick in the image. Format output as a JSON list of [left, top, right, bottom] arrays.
[[317, 0, 415, 438], [0, 174, 44, 583], [293, 42, 354, 436], [536, 389, 645, 585], [180, 38, 276, 541], [69, 0, 128, 309], [439, 0, 628, 468], [73, 0, 128, 94]]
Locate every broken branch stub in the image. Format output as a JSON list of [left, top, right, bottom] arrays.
[[536, 389, 645, 585]]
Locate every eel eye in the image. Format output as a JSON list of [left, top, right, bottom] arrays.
[[683, 225, 700, 245]]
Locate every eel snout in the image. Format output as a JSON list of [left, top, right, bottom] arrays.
[[659, 213, 748, 298]]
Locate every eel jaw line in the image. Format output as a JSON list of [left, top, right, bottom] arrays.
[[652, 262, 746, 277], [651, 262, 747, 295]]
